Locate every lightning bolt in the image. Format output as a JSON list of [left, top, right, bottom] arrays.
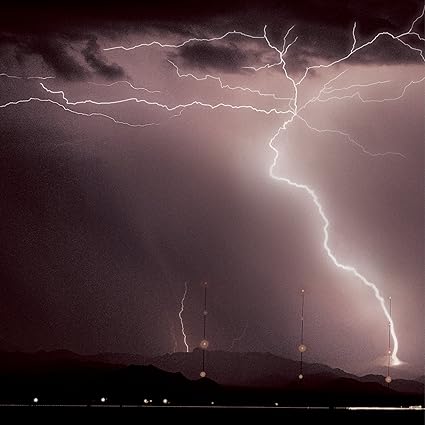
[[268, 123, 402, 365], [1, 4, 423, 367], [179, 281, 189, 353]]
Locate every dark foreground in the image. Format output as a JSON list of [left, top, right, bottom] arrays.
[[1, 405, 424, 424]]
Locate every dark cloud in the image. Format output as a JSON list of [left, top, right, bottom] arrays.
[[13, 36, 89, 81], [0, 1, 422, 32], [1, 34, 126, 81], [1, 0, 423, 77], [82, 37, 125, 80], [176, 44, 250, 73]]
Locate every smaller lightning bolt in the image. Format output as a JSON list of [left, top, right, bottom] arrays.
[[0, 97, 159, 128], [168, 60, 292, 101], [104, 30, 265, 51], [179, 281, 189, 353], [296, 114, 406, 158], [298, 7, 425, 85], [88, 80, 161, 94], [322, 79, 392, 95], [397, 5, 425, 42], [229, 322, 248, 352], [0, 73, 55, 80], [39, 82, 294, 117], [317, 76, 425, 104]]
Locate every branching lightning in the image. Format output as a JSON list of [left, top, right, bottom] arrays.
[[1, 4, 423, 366], [179, 282, 189, 353]]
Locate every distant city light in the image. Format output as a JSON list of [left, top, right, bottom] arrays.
[[144, 399, 149, 404], [33, 397, 38, 403], [101, 397, 106, 403], [163, 398, 168, 404]]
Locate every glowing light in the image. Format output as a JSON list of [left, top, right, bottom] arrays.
[[179, 281, 190, 352], [200, 371, 206, 378], [162, 398, 168, 404], [101, 397, 106, 403], [298, 374, 304, 380], [298, 344, 307, 353], [143, 399, 149, 404], [33, 397, 39, 403], [200, 339, 209, 349], [385, 376, 392, 384]]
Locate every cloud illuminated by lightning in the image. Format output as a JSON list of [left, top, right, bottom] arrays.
[[179, 282, 189, 353]]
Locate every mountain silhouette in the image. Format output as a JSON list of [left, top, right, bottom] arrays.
[[0, 349, 422, 406]]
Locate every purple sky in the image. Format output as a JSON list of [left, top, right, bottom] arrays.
[[0, 1, 423, 377]]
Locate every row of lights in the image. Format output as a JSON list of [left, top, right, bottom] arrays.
[[32, 397, 217, 406]]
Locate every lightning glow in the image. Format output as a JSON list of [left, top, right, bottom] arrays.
[[179, 281, 189, 353]]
